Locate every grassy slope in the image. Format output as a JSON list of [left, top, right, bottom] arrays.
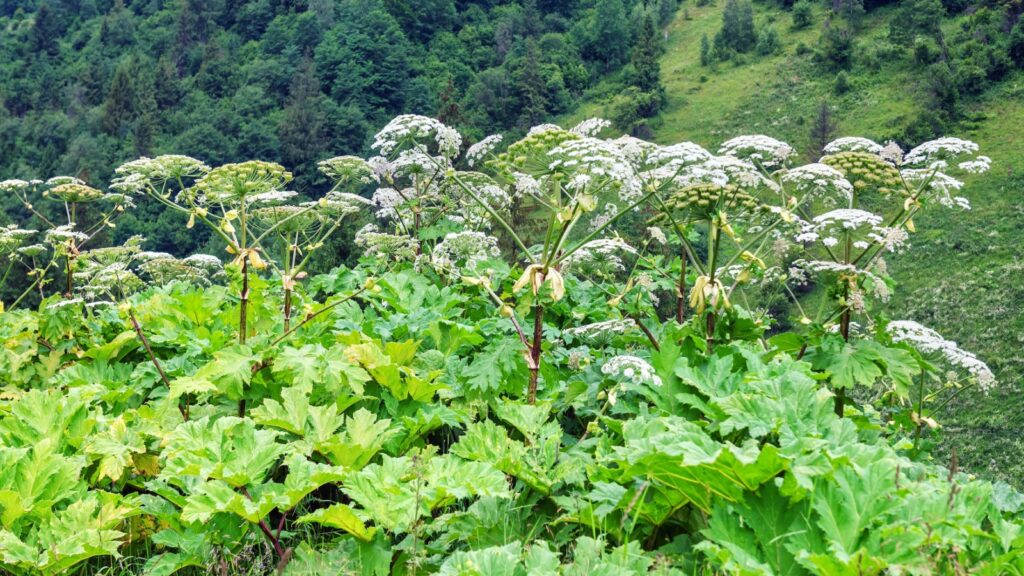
[[569, 3, 1024, 483]]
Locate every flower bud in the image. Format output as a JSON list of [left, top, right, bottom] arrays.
[[499, 305, 514, 318]]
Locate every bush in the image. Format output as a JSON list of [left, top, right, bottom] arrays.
[[1010, 20, 1024, 67], [756, 27, 781, 55], [818, 24, 855, 70], [913, 36, 940, 66], [791, 0, 813, 30], [834, 70, 851, 94]]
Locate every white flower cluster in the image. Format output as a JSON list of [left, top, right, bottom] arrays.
[[899, 169, 970, 209], [512, 173, 542, 198], [561, 238, 637, 275], [563, 318, 636, 341], [317, 156, 376, 184], [548, 137, 643, 202], [0, 179, 39, 193], [112, 155, 210, 192], [795, 209, 885, 247], [643, 142, 713, 179], [0, 224, 36, 255], [182, 254, 223, 269], [318, 191, 375, 218], [902, 138, 980, 168], [676, 155, 779, 191], [718, 135, 795, 169], [429, 231, 501, 279], [822, 137, 884, 155], [570, 118, 612, 137], [780, 163, 854, 205], [371, 187, 409, 221], [879, 141, 904, 165], [355, 223, 419, 261], [957, 156, 992, 174], [45, 224, 89, 244], [601, 355, 663, 387], [465, 135, 503, 167], [788, 259, 890, 301], [246, 190, 298, 206], [612, 135, 662, 167], [372, 114, 462, 157], [888, 320, 996, 392], [447, 172, 511, 231]]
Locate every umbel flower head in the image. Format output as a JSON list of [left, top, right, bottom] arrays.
[[779, 163, 854, 206], [491, 125, 581, 176], [318, 156, 376, 185], [660, 183, 768, 221], [0, 224, 36, 256], [717, 135, 795, 169], [887, 320, 996, 392], [429, 231, 501, 280], [45, 183, 106, 203], [822, 151, 904, 196], [372, 114, 462, 157], [113, 155, 211, 193], [193, 161, 292, 204], [822, 137, 884, 155]]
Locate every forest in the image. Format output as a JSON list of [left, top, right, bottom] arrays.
[[1, 0, 1023, 574]]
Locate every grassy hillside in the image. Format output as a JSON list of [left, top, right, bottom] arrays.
[[571, 2, 1024, 483]]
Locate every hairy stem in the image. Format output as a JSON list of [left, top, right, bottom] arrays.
[[129, 309, 187, 420], [527, 304, 544, 404]]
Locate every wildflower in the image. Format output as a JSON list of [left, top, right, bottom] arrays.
[[465, 135, 503, 167], [429, 231, 501, 280], [779, 163, 854, 205], [879, 141, 904, 165], [902, 137, 980, 168], [561, 238, 637, 276], [887, 320, 996, 392], [47, 183, 105, 203], [113, 155, 210, 190], [822, 137, 884, 155], [317, 156, 375, 184], [718, 135, 795, 169], [647, 226, 668, 245], [45, 224, 89, 244], [246, 190, 298, 206], [195, 161, 292, 204], [822, 151, 904, 196], [548, 137, 643, 202], [372, 114, 462, 156], [355, 224, 419, 261], [563, 318, 636, 341], [570, 118, 612, 137], [957, 156, 991, 174], [0, 225, 36, 255], [601, 355, 663, 387]]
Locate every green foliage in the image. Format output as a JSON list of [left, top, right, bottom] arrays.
[[791, 0, 813, 30]]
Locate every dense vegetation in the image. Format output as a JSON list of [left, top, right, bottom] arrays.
[[563, 0, 1023, 485], [1, 113, 1021, 574], [1, 0, 1023, 572]]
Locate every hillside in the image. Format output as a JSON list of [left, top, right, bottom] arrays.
[[568, 0, 1024, 482]]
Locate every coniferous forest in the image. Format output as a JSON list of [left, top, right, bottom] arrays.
[[1, 0, 1024, 574]]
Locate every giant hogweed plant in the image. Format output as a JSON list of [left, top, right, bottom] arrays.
[[0, 115, 1018, 575]]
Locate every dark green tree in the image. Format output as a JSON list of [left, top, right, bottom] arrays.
[[791, 0, 813, 30], [278, 59, 329, 185], [700, 33, 712, 66], [808, 100, 838, 158], [720, 0, 757, 54], [591, 0, 630, 70], [514, 39, 549, 128]]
